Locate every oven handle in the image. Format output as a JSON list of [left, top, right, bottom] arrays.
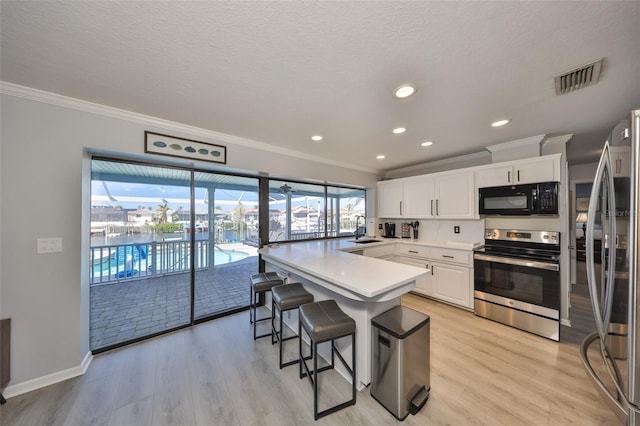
[[473, 253, 559, 271]]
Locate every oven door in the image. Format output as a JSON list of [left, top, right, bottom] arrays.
[[478, 184, 535, 215], [473, 253, 560, 316]]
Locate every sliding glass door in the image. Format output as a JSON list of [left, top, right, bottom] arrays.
[[193, 172, 259, 320], [89, 159, 259, 351]]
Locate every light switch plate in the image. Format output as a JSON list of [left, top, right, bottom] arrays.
[[37, 238, 63, 254]]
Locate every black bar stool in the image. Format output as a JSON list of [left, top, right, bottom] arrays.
[[271, 283, 314, 368], [298, 300, 356, 420], [250, 272, 283, 340]]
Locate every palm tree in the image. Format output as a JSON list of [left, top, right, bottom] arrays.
[[156, 202, 170, 224]]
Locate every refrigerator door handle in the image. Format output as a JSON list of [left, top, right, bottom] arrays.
[[586, 141, 617, 342]]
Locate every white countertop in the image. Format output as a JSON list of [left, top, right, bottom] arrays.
[[337, 237, 483, 252], [259, 239, 428, 300]]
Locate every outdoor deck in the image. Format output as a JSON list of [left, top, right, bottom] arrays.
[[90, 256, 257, 350]]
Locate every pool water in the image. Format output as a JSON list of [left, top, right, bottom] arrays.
[[92, 248, 250, 277], [214, 249, 249, 264]]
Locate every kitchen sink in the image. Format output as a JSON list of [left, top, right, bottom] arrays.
[[348, 239, 382, 244]]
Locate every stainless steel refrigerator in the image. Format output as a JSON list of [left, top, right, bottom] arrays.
[[581, 109, 640, 424]]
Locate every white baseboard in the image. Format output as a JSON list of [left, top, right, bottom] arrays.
[[3, 351, 93, 399]]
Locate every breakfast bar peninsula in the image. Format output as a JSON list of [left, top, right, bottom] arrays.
[[259, 239, 428, 390]]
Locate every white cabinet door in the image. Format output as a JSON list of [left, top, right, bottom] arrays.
[[431, 261, 471, 308], [475, 165, 513, 188], [611, 146, 631, 177], [476, 155, 560, 188], [403, 175, 434, 218], [434, 171, 476, 219], [515, 157, 560, 184], [377, 180, 404, 218], [395, 255, 432, 295]]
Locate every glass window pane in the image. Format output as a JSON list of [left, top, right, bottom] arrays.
[[328, 187, 366, 237], [268, 180, 365, 242], [90, 160, 192, 350], [193, 172, 259, 320], [269, 180, 326, 241]]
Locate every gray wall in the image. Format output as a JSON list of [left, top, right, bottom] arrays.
[[0, 90, 379, 392]]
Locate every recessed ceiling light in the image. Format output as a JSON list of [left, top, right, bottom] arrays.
[[311, 135, 323, 142], [491, 119, 510, 127], [376, 155, 386, 160], [394, 84, 417, 99], [393, 127, 406, 134], [421, 141, 433, 147]]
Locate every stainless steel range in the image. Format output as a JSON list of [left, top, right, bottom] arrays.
[[473, 229, 561, 341]]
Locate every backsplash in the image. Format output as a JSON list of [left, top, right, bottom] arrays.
[[374, 218, 485, 243]]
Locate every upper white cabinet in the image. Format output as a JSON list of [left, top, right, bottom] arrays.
[[475, 154, 561, 188], [377, 179, 404, 217], [403, 175, 434, 218], [610, 146, 631, 177], [434, 172, 475, 218], [377, 170, 475, 219]]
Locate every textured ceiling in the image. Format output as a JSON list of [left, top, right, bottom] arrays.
[[1, 1, 639, 172]]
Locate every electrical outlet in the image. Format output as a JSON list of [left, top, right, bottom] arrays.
[[454, 226, 460, 234]]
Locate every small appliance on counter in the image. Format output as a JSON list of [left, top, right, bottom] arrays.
[[384, 222, 396, 238], [401, 223, 411, 238]]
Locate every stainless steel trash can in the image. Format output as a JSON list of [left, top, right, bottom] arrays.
[[371, 306, 430, 420]]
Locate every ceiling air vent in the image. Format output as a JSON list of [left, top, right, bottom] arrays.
[[554, 59, 603, 95]]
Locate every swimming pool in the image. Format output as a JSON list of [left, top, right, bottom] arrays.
[[214, 249, 249, 264], [92, 247, 251, 280]]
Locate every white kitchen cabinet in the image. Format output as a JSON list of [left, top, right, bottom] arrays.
[[433, 171, 476, 219], [395, 255, 432, 295], [377, 180, 404, 217], [431, 261, 471, 308], [610, 146, 631, 177], [377, 170, 475, 219], [403, 175, 434, 218], [475, 154, 561, 188], [392, 243, 473, 309], [429, 247, 473, 309]]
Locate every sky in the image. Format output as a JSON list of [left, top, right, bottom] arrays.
[[91, 181, 364, 214]]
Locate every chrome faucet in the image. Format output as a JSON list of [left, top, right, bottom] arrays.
[[355, 215, 365, 240]]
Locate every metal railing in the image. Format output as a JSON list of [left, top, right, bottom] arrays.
[[90, 240, 209, 284]]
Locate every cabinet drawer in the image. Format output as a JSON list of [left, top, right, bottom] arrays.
[[430, 247, 471, 266], [395, 244, 430, 259]]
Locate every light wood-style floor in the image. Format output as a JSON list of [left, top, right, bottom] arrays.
[[1, 289, 620, 425]]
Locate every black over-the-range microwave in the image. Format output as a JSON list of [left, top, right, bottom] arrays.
[[478, 182, 559, 216]]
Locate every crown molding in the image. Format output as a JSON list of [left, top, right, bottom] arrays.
[[0, 81, 378, 174], [384, 150, 491, 178], [486, 134, 546, 153], [544, 134, 573, 146]]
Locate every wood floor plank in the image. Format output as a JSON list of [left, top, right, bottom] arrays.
[[1, 291, 622, 425]]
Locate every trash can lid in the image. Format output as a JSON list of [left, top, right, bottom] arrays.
[[371, 305, 429, 339]]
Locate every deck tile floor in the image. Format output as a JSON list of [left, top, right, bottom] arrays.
[[90, 256, 257, 350]]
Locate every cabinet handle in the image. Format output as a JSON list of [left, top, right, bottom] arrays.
[[400, 201, 403, 216], [408, 250, 419, 254], [517, 170, 520, 182], [442, 254, 454, 259], [436, 199, 439, 216], [508, 170, 511, 182], [617, 159, 622, 174], [430, 199, 434, 216], [431, 266, 434, 275]]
